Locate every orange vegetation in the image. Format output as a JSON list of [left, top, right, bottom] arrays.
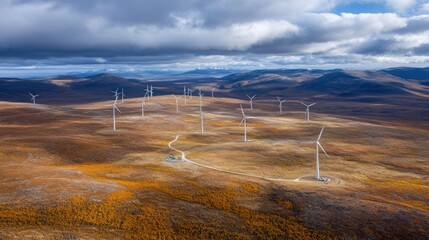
[[0, 163, 336, 239]]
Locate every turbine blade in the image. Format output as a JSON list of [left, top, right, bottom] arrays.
[[317, 126, 325, 142], [239, 118, 244, 127], [246, 94, 250, 99], [240, 104, 245, 117], [299, 102, 307, 106], [318, 142, 329, 158], [309, 103, 316, 107], [114, 106, 121, 113], [277, 97, 281, 102]]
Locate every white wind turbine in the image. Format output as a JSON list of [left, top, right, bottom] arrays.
[[196, 87, 202, 96], [211, 87, 214, 98], [246, 95, 256, 110], [188, 88, 194, 99], [172, 94, 181, 112], [277, 97, 286, 114], [29, 93, 39, 105], [121, 88, 125, 103], [144, 85, 150, 100], [300, 102, 316, 122], [150, 85, 154, 98], [112, 94, 121, 131], [312, 127, 329, 180], [239, 104, 248, 142]]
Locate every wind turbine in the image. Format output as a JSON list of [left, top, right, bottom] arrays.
[[246, 95, 256, 110], [188, 88, 194, 99], [239, 104, 248, 142], [150, 85, 154, 98], [199, 93, 204, 134], [121, 88, 125, 103], [314, 127, 329, 180], [277, 97, 286, 114], [144, 85, 150, 100], [112, 95, 121, 131], [172, 94, 181, 112], [300, 102, 316, 122], [196, 87, 202, 96], [29, 93, 39, 105], [211, 87, 214, 98]]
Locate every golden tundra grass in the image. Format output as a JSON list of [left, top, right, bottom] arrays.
[[0, 96, 427, 239]]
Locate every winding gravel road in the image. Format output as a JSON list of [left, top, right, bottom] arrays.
[[168, 135, 306, 183]]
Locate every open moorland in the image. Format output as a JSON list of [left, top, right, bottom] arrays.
[[0, 69, 428, 239]]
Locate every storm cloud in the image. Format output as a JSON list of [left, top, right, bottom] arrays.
[[0, 0, 429, 69]]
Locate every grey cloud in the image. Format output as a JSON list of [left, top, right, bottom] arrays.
[[0, 0, 429, 68], [395, 15, 429, 33], [353, 38, 398, 55], [413, 44, 429, 54]]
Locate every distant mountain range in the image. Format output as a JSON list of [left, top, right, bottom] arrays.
[[380, 67, 429, 85], [218, 67, 429, 98], [0, 67, 428, 104], [179, 68, 245, 76]]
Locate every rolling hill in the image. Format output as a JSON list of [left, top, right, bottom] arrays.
[[1, 68, 428, 105], [295, 71, 407, 96]]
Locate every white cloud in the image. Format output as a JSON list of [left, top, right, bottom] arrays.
[[94, 57, 107, 63], [385, 0, 416, 13]]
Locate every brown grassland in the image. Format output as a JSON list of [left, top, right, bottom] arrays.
[[0, 95, 428, 239]]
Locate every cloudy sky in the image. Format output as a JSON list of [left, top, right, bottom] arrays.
[[1, 0, 429, 76]]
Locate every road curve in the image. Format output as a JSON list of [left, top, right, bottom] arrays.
[[168, 135, 303, 183]]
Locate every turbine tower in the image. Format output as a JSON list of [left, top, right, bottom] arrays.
[[246, 95, 256, 110], [239, 104, 248, 142], [150, 85, 154, 98], [184, 85, 187, 104], [121, 88, 125, 103], [277, 97, 286, 114], [211, 87, 214, 98], [141, 99, 146, 117], [199, 93, 204, 134], [112, 94, 121, 131], [29, 93, 39, 105], [172, 94, 181, 112], [300, 102, 316, 122], [314, 127, 329, 180]]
